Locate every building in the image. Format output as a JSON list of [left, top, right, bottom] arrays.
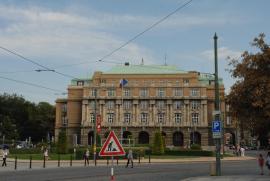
[[55, 64, 235, 149]]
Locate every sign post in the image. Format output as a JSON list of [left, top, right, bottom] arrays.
[[99, 131, 125, 181]]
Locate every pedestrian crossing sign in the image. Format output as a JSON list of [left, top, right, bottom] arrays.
[[99, 131, 126, 156]]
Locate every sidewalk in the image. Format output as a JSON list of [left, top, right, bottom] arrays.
[[182, 175, 270, 181], [0, 156, 255, 172]]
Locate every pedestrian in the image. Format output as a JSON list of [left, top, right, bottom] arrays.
[[1, 148, 8, 167], [258, 154, 264, 175], [126, 149, 133, 168], [266, 152, 270, 175], [84, 148, 89, 165], [44, 148, 49, 160], [240, 147, 245, 157]]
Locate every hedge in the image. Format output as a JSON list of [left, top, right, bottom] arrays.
[[165, 150, 214, 156]]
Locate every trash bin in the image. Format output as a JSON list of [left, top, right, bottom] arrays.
[[210, 162, 216, 176]]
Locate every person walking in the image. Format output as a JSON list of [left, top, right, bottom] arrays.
[[84, 148, 89, 165], [44, 148, 49, 160], [126, 149, 133, 168], [1, 148, 8, 167], [258, 154, 264, 175], [266, 152, 270, 175]]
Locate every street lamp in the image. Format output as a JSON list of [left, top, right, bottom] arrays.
[[214, 33, 221, 176], [93, 88, 97, 163]]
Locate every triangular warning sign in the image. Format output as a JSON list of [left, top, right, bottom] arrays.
[[99, 131, 126, 156]]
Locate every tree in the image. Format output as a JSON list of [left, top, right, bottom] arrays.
[[152, 131, 165, 155], [57, 129, 68, 154], [227, 33, 270, 146], [0, 93, 55, 143]]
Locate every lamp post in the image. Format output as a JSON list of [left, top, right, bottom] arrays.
[[214, 33, 221, 176], [93, 89, 97, 163]]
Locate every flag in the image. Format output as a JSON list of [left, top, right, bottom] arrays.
[[119, 79, 128, 87]]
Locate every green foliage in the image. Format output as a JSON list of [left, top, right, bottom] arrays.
[[0, 93, 55, 142], [228, 33, 270, 145], [165, 150, 214, 156], [190, 144, 202, 150], [152, 131, 165, 155], [57, 129, 68, 154]]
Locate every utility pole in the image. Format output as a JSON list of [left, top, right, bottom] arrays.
[[93, 89, 97, 163], [214, 33, 221, 176]]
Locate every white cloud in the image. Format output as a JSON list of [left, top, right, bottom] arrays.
[[201, 47, 242, 61], [0, 5, 157, 72]]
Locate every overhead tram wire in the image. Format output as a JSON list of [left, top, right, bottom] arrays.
[[41, 0, 193, 69], [97, 0, 193, 62], [0, 75, 64, 93], [0, 46, 79, 80]]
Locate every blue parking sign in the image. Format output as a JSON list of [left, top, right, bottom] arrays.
[[212, 120, 221, 133]]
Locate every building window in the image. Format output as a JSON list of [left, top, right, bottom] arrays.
[[157, 101, 165, 110], [107, 88, 115, 97], [61, 104, 67, 113], [175, 80, 180, 86], [191, 100, 200, 110], [190, 89, 200, 97], [90, 113, 94, 123], [140, 101, 148, 110], [183, 79, 189, 86], [91, 89, 97, 97], [107, 113, 114, 123], [174, 101, 182, 110], [157, 88, 165, 97], [175, 113, 182, 124], [141, 113, 148, 124], [62, 116, 68, 126], [191, 113, 199, 124], [106, 101, 114, 110], [123, 101, 132, 110], [77, 81, 84, 86], [158, 113, 165, 124], [140, 88, 148, 97], [174, 88, 183, 97], [226, 116, 231, 125], [124, 88, 131, 97], [89, 101, 95, 109], [124, 113, 131, 124]]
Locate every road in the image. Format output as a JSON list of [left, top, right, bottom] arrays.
[[0, 159, 268, 181]]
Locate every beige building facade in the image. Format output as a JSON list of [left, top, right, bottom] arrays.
[[55, 64, 236, 149]]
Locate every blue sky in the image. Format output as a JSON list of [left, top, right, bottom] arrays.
[[0, 0, 269, 104]]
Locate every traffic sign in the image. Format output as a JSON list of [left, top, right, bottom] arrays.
[[212, 120, 221, 139], [99, 131, 125, 156]]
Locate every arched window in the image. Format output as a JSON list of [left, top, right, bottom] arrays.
[[173, 131, 184, 146], [88, 131, 94, 145], [123, 131, 132, 144], [138, 131, 149, 144]]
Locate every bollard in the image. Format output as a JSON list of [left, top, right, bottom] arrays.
[[15, 156, 17, 170], [95, 154, 97, 166], [70, 155, 73, 167], [29, 155, 32, 169], [117, 157, 119, 165], [58, 154, 60, 167], [138, 154, 141, 164], [107, 158, 109, 165], [148, 154, 151, 163], [43, 156, 46, 168]]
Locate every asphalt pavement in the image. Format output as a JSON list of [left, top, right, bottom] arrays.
[[0, 150, 269, 181]]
